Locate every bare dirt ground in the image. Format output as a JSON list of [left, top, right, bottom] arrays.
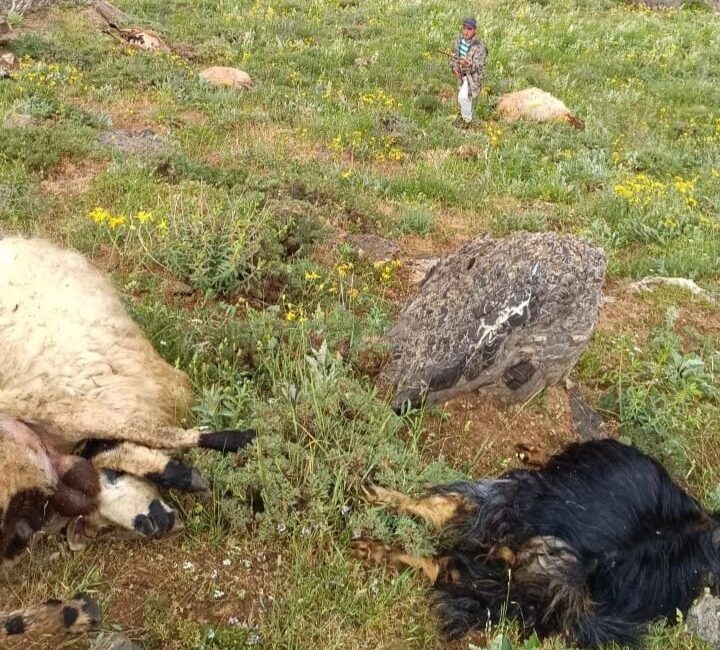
[[2, 535, 278, 649]]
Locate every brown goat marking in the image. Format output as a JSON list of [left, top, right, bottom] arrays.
[[511, 536, 593, 626], [349, 539, 442, 583], [362, 484, 467, 529], [1, 594, 101, 636]]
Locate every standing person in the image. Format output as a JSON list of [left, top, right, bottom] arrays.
[[450, 17, 487, 129]]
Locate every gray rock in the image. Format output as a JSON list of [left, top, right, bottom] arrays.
[[687, 594, 720, 649], [568, 385, 605, 440], [381, 232, 607, 408], [97, 128, 173, 156], [4, 112, 35, 127], [161, 278, 194, 296], [0, 0, 62, 12], [627, 0, 718, 8], [91, 632, 143, 650], [407, 257, 439, 284], [0, 183, 13, 211], [345, 233, 401, 263]]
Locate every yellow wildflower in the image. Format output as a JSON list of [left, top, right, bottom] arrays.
[[305, 271, 321, 281], [108, 215, 127, 229], [336, 262, 353, 278], [89, 207, 111, 224]]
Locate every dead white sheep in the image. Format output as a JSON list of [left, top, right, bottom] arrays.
[[0, 236, 256, 636], [496, 87, 585, 130]]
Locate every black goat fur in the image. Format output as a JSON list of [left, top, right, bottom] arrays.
[[431, 439, 720, 647]]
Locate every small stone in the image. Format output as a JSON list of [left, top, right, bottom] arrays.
[[91, 632, 142, 650], [345, 233, 401, 263], [199, 67, 253, 90], [687, 593, 720, 649], [161, 279, 194, 296], [407, 257, 439, 285], [97, 128, 173, 156], [568, 386, 606, 441], [4, 113, 36, 127], [0, 183, 13, 210]]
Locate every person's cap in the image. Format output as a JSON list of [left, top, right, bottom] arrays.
[[462, 17, 477, 29]]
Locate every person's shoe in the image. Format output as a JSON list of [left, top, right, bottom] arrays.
[[455, 117, 473, 130]]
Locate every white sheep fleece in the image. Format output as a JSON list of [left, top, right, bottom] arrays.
[[0, 237, 195, 451], [496, 87, 573, 123]]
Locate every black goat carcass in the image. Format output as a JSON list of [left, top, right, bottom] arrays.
[[352, 439, 719, 647]]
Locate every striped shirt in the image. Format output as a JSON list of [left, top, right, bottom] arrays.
[[458, 38, 471, 59]]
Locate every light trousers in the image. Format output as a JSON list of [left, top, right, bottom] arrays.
[[458, 77, 472, 121]]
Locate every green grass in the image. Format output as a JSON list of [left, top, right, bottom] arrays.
[[1, 0, 719, 647]]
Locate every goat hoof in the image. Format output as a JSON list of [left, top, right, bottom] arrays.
[[515, 442, 547, 467], [349, 539, 388, 564], [361, 483, 394, 505]]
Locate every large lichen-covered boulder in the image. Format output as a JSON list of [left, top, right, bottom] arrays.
[[0, 0, 60, 12], [381, 232, 607, 409]]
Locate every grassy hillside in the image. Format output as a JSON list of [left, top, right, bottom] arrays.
[[0, 0, 719, 647]]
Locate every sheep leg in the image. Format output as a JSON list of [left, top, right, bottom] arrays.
[[361, 484, 465, 529], [1, 593, 101, 636], [79, 440, 208, 492], [349, 539, 441, 583], [95, 426, 257, 453], [0, 399, 256, 453]]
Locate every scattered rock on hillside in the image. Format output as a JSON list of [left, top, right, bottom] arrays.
[[97, 128, 174, 156], [628, 0, 719, 8], [630, 276, 720, 305], [199, 66, 253, 90], [567, 383, 606, 440], [407, 257, 439, 284], [688, 593, 720, 649], [1, 0, 64, 13], [381, 232, 607, 409], [345, 233, 401, 263], [0, 183, 13, 211], [91, 632, 142, 650], [162, 279, 194, 296], [0, 52, 13, 79], [4, 112, 35, 127]]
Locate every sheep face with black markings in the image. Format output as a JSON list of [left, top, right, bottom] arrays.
[[0, 236, 256, 636]]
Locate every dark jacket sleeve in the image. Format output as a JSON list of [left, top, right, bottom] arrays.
[[450, 36, 461, 71], [468, 41, 487, 74]]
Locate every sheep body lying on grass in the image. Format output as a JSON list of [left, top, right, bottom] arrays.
[[0, 236, 255, 636], [496, 87, 585, 129]]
